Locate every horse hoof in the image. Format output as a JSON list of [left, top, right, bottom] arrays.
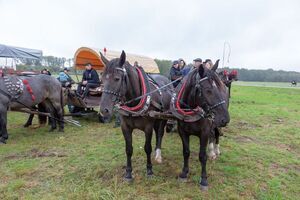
[[0, 138, 7, 144], [208, 153, 217, 160], [147, 174, 154, 179], [24, 124, 30, 128], [200, 184, 208, 191], [123, 177, 133, 182], [154, 156, 162, 164], [58, 129, 64, 133], [178, 176, 188, 182], [154, 149, 162, 164]]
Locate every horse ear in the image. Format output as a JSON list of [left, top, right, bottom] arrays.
[[211, 59, 220, 71], [100, 52, 109, 66], [198, 64, 205, 78], [119, 50, 126, 66]]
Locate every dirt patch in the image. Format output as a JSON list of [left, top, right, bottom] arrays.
[[3, 148, 67, 161], [29, 148, 67, 158], [234, 135, 257, 143], [236, 121, 261, 130]]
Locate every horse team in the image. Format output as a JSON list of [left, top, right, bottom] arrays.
[[0, 51, 232, 191]]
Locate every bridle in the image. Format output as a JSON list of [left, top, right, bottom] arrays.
[[194, 72, 226, 118], [102, 67, 127, 103]]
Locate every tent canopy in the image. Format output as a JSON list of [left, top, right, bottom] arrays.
[[0, 44, 42, 60], [74, 47, 160, 73]]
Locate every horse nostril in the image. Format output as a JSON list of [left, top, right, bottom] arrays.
[[104, 108, 109, 113]]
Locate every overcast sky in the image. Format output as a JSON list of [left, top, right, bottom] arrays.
[[1, 0, 300, 71]]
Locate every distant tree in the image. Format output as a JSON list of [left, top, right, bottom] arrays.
[[155, 59, 172, 76]]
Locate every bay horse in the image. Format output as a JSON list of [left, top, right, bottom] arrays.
[[99, 51, 173, 180], [0, 74, 64, 144], [172, 62, 230, 190]]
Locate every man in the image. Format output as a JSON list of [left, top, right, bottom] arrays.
[[57, 68, 74, 87], [41, 68, 51, 75], [169, 60, 182, 87], [76, 63, 100, 98], [192, 58, 202, 69]]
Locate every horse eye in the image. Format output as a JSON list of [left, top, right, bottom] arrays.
[[114, 77, 120, 81], [206, 89, 212, 95]]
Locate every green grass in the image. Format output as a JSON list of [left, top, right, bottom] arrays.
[[0, 85, 299, 199]]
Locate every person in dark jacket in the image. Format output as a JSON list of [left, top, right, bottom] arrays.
[[76, 63, 100, 98], [169, 60, 182, 87]]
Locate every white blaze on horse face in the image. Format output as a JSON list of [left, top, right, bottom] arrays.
[[207, 142, 217, 160], [155, 148, 162, 163], [106, 74, 110, 79]]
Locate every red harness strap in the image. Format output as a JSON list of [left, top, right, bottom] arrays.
[[22, 79, 35, 101], [175, 80, 202, 116], [120, 67, 147, 112]]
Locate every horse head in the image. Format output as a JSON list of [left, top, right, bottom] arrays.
[[187, 61, 230, 127], [99, 51, 135, 119]]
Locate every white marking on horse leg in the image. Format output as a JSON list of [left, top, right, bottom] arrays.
[[155, 148, 162, 163], [215, 144, 221, 156], [207, 142, 216, 160]]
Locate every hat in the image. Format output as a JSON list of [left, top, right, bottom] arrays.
[[193, 58, 202, 62], [64, 67, 70, 71], [172, 60, 179, 65]]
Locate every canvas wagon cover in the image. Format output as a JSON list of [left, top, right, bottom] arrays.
[[0, 44, 42, 60], [74, 47, 160, 73]]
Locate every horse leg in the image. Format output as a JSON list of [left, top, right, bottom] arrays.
[[154, 120, 167, 163], [207, 129, 217, 160], [228, 83, 232, 98], [121, 123, 133, 181], [24, 114, 34, 127], [144, 127, 153, 177], [44, 101, 57, 132], [0, 110, 8, 144], [37, 104, 47, 126], [199, 131, 209, 190], [48, 100, 64, 132], [214, 128, 221, 156], [178, 126, 190, 181]]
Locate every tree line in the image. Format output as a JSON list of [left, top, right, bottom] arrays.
[[14, 57, 300, 82], [154, 59, 300, 82]]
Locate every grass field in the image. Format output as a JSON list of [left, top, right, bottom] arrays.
[[0, 85, 299, 200]]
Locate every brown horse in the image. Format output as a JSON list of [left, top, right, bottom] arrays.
[[99, 51, 173, 180], [172, 62, 230, 190]]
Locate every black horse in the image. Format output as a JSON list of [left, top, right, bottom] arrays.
[[172, 62, 230, 190], [99, 51, 173, 180]]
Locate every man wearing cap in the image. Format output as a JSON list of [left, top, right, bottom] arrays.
[[58, 68, 74, 87], [193, 58, 202, 69], [169, 60, 182, 87], [76, 63, 100, 98]]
